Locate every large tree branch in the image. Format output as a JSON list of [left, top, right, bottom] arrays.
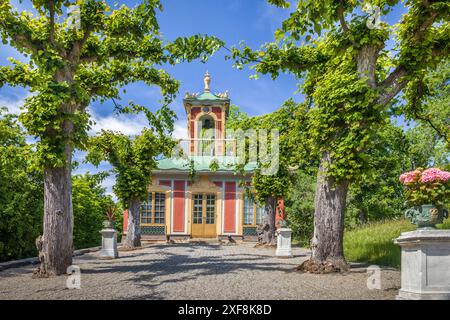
[[48, 0, 55, 45], [0, 4, 45, 54], [0, 23, 43, 54], [68, 26, 94, 64], [376, 8, 441, 106], [337, 0, 355, 45], [357, 45, 380, 88], [0, 63, 36, 88], [413, 109, 450, 144], [377, 66, 408, 106]]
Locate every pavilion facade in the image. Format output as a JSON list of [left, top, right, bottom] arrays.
[[123, 73, 265, 241]]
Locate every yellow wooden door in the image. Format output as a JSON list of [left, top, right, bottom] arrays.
[[204, 194, 216, 237], [191, 193, 216, 238]]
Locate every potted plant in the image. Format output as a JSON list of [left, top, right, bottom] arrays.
[[400, 168, 450, 229], [103, 207, 116, 229]]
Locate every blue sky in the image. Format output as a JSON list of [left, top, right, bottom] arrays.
[[0, 0, 408, 198]]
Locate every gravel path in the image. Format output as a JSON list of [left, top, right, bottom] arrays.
[[0, 242, 400, 300]]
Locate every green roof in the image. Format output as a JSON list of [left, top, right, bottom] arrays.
[[184, 91, 229, 102], [196, 92, 222, 100], [156, 156, 256, 172]]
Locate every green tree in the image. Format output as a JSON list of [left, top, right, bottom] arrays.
[[345, 123, 410, 226], [398, 57, 450, 146], [405, 124, 449, 170], [230, 0, 449, 270], [0, 108, 43, 262], [0, 0, 223, 274], [227, 101, 306, 244], [0, 108, 121, 261], [72, 172, 119, 250], [86, 107, 175, 249], [285, 168, 316, 247]]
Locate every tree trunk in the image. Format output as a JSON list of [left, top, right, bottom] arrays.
[[260, 196, 277, 245], [124, 198, 141, 248], [42, 145, 73, 276], [300, 44, 379, 272], [306, 152, 350, 271]]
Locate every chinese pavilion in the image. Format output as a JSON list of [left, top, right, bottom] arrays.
[[123, 72, 266, 241]]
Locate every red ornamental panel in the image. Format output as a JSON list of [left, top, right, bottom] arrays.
[[212, 107, 222, 119], [224, 182, 236, 233], [173, 180, 185, 233], [158, 180, 171, 187], [190, 107, 201, 120]]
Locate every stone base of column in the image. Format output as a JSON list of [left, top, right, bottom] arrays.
[[99, 228, 119, 259], [395, 229, 450, 300], [276, 228, 293, 258]]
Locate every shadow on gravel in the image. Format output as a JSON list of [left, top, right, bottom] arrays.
[[79, 244, 301, 299]]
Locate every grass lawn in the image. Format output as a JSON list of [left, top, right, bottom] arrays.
[[344, 218, 450, 268]]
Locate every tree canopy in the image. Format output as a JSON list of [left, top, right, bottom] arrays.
[[0, 0, 224, 275], [228, 0, 449, 270]]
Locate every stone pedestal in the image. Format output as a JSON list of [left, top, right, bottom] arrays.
[[276, 228, 293, 258], [395, 229, 450, 300], [99, 228, 118, 259]]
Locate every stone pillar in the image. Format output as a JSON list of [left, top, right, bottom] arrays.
[[276, 228, 293, 258], [395, 229, 450, 300], [99, 228, 118, 259]]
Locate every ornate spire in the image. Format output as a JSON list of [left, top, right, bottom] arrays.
[[204, 70, 211, 92]]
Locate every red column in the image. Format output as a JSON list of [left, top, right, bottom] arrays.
[[123, 209, 128, 235], [275, 198, 286, 229], [224, 182, 236, 233], [173, 180, 185, 233]]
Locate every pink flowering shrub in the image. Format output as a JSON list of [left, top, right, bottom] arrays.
[[400, 168, 450, 206]]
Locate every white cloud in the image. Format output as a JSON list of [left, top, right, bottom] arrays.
[[88, 108, 148, 136], [83, 111, 188, 202], [0, 95, 28, 115], [173, 118, 188, 139], [88, 106, 189, 139]]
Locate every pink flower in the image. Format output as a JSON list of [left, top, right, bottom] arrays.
[[399, 170, 420, 184], [439, 171, 450, 182], [400, 168, 450, 185], [420, 168, 442, 183]]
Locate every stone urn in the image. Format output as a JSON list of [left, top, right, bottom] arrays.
[[102, 220, 115, 229], [405, 204, 448, 229]]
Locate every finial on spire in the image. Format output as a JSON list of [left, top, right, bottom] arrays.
[[204, 70, 211, 92]]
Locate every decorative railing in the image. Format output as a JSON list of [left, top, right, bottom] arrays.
[[174, 138, 237, 157]]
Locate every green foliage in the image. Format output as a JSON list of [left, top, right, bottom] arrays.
[[285, 169, 316, 246], [344, 219, 415, 267], [228, 0, 449, 185], [399, 59, 450, 147], [0, 0, 224, 169], [0, 109, 116, 261], [86, 109, 176, 207], [72, 173, 120, 249], [345, 217, 450, 267], [405, 124, 449, 169], [226, 101, 306, 202], [438, 217, 450, 230], [225, 104, 249, 129], [345, 123, 410, 226], [0, 108, 43, 262]]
